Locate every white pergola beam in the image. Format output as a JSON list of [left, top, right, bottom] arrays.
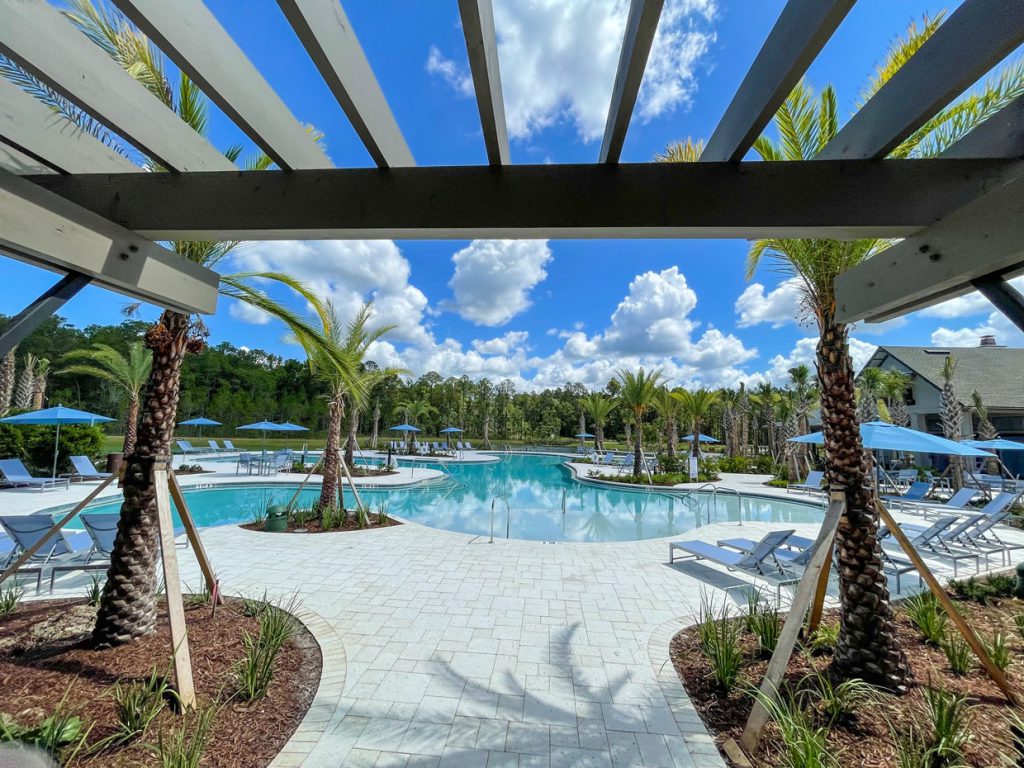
[[600, 0, 665, 164], [111, 0, 331, 171], [458, 0, 510, 165], [818, 0, 1024, 161], [701, 0, 855, 163], [0, 142, 54, 175], [0, 77, 140, 175], [941, 94, 1024, 159], [276, 0, 414, 168], [835, 174, 1024, 322], [0, 168, 218, 315], [0, 0, 233, 173], [27, 158, 1021, 242]]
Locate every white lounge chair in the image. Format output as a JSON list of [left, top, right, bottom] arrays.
[[222, 439, 237, 451], [69, 455, 112, 481], [788, 470, 825, 494], [208, 439, 224, 452], [176, 440, 198, 455], [0, 514, 104, 593], [0, 459, 70, 491]]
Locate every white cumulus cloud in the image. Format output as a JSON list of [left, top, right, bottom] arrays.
[[930, 310, 1024, 348], [735, 277, 803, 329], [471, 331, 530, 356], [426, 0, 716, 142], [447, 239, 552, 326], [917, 276, 1024, 319], [229, 300, 271, 325]]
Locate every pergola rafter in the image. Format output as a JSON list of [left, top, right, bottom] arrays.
[[458, 0, 510, 166]]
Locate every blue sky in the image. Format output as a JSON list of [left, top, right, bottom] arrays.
[[5, 0, 1022, 390]]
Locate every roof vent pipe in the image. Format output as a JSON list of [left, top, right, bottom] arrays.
[[980, 334, 997, 347]]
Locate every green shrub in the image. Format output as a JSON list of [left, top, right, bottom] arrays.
[[234, 596, 297, 701], [354, 504, 369, 529], [696, 594, 743, 692], [105, 667, 169, 745], [714, 455, 751, 473], [1014, 613, 1024, 642], [801, 667, 882, 726], [151, 704, 216, 768], [320, 504, 344, 531], [0, 695, 90, 761], [985, 573, 1016, 598], [904, 592, 948, 645], [941, 633, 972, 675], [85, 575, 103, 607], [807, 622, 840, 654], [754, 686, 838, 768], [948, 575, 1011, 605], [376, 503, 391, 526], [0, 583, 23, 618], [0, 421, 105, 475], [922, 684, 974, 765], [983, 632, 1013, 672], [748, 604, 782, 656]]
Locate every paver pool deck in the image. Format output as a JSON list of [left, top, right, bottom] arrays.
[[7, 458, 1019, 767]]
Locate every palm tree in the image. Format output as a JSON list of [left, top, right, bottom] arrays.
[[856, 367, 886, 423], [30, 357, 50, 410], [0, 347, 15, 416], [737, 383, 751, 457], [653, 387, 682, 462], [615, 368, 662, 477], [788, 365, 816, 436], [881, 370, 911, 428], [674, 389, 720, 469], [60, 343, 152, 454], [13, 353, 35, 412], [370, 400, 381, 449], [395, 398, 438, 447], [940, 356, 964, 490], [752, 381, 777, 459], [664, 16, 1024, 689], [1, 1, 355, 647], [581, 393, 615, 452], [342, 329, 403, 469], [776, 391, 800, 480], [971, 390, 1000, 475]]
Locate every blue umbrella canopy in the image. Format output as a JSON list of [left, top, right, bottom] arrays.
[[439, 427, 464, 433], [179, 417, 222, 426], [275, 422, 309, 432], [388, 424, 422, 432], [0, 405, 114, 479], [965, 438, 1024, 451], [237, 421, 285, 431], [681, 433, 719, 443], [574, 432, 595, 438], [789, 421, 995, 457]]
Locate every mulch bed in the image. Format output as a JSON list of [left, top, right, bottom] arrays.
[[240, 516, 402, 534], [671, 593, 1024, 767], [0, 596, 321, 767]]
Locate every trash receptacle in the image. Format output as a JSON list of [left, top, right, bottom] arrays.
[[106, 452, 124, 476], [264, 504, 289, 532]]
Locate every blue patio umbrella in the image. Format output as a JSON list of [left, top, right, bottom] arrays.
[[389, 423, 421, 449], [0, 405, 115, 479], [681, 434, 719, 443], [574, 432, 595, 438], [275, 422, 309, 431], [789, 422, 995, 457], [178, 416, 221, 436], [440, 426, 464, 446], [237, 420, 286, 451], [965, 438, 1024, 451]]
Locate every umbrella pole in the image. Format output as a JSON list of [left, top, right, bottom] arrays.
[[52, 422, 60, 480]]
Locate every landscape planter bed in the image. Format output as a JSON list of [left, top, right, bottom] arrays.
[[671, 589, 1024, 766], [241, 516, 402, 534], [0, 595, 320, 767]]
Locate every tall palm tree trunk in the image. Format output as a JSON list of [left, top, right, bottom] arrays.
[[632, 418, 643, 477], [818, 320, 909, 691], [344, 401, 359, 467], [123, 396, 140, 455], [317, 396, 343, 514], [371, 402, 380, 449], [666, 415, 677, 461], [93, 311, 189, 647], [0, 348, 15, 416], [595, 425, 605, 452]]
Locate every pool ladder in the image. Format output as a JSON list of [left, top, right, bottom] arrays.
[[489, 494, 511, 542], [677, 483, 744, 525]]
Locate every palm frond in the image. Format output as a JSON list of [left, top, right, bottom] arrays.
[[655, 137, 704, 162], [859, 13, 945, 106]]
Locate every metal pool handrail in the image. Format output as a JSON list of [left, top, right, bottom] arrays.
[[489, 494, 511, 542]]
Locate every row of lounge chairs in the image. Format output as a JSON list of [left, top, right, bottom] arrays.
[[387, 440, 474, 455], [584, 451, 658, 475], [0, 512, 117, 593], [671, 489, 1022, 602], [0, 456, 111, 492], [176, 439, 237, 454], [236, 449, 292, 475]]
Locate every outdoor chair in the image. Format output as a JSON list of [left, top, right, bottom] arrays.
[[669, 530, 799, 606], [901, 487, 979, 518], [600, 451, 613, 464], [49, 512, 118, 592], [880, 516, 980, 577], [222, 439, 237, 451], [787, 470, 825, 494], [176, 440, 197, 455], [68, 455, 112, 482], [896, 469, 919, 487], [236, 452, 257, 475], [208, 439, 223, 452], [0, 514, 103, 594], [464, 441, 473, 450], [881, 480, 934, 506], [0, 459, 70, 491]]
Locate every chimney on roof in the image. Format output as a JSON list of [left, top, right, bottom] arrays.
[[979, 334, 997, 347]]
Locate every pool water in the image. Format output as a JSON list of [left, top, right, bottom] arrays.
[[63, 454, 824, 543]]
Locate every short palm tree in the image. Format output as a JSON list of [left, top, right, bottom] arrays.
[[30, 357, 50, 410], [581, 393, 615, 452], [60, 343, 152, 454], [856, 367, 886, 423], [971, 390, 1000, 474], [14, 353, 35, 411], [674, 389, 719, 467], [615, 368, 662, 477], [881, 370, 912, 428], [0, 347, 15, 416], [395, 399, 438, 447], [653, 388, 682, 461], [2, 0, 355, 647], [658, 14, 1024, 689], [940, 356, 964, 490]]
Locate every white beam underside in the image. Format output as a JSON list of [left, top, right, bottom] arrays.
[[25, 158, 1023, 242], [701, 0, 855, 163], [835, 175, 1024, 323], [600, 0, 664, 164], [458, 0, 510, 166], [0, 169, 218, 315], [111, 0, 331, 171], [0, 142, 54, 175], [0, 0, 233, 173], [276, 0, 414, 168], [818, 0, 1024, 161], [0, 77, 140, 175]]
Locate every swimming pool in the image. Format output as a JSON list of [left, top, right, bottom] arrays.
[[58, 454, 825, 543]]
